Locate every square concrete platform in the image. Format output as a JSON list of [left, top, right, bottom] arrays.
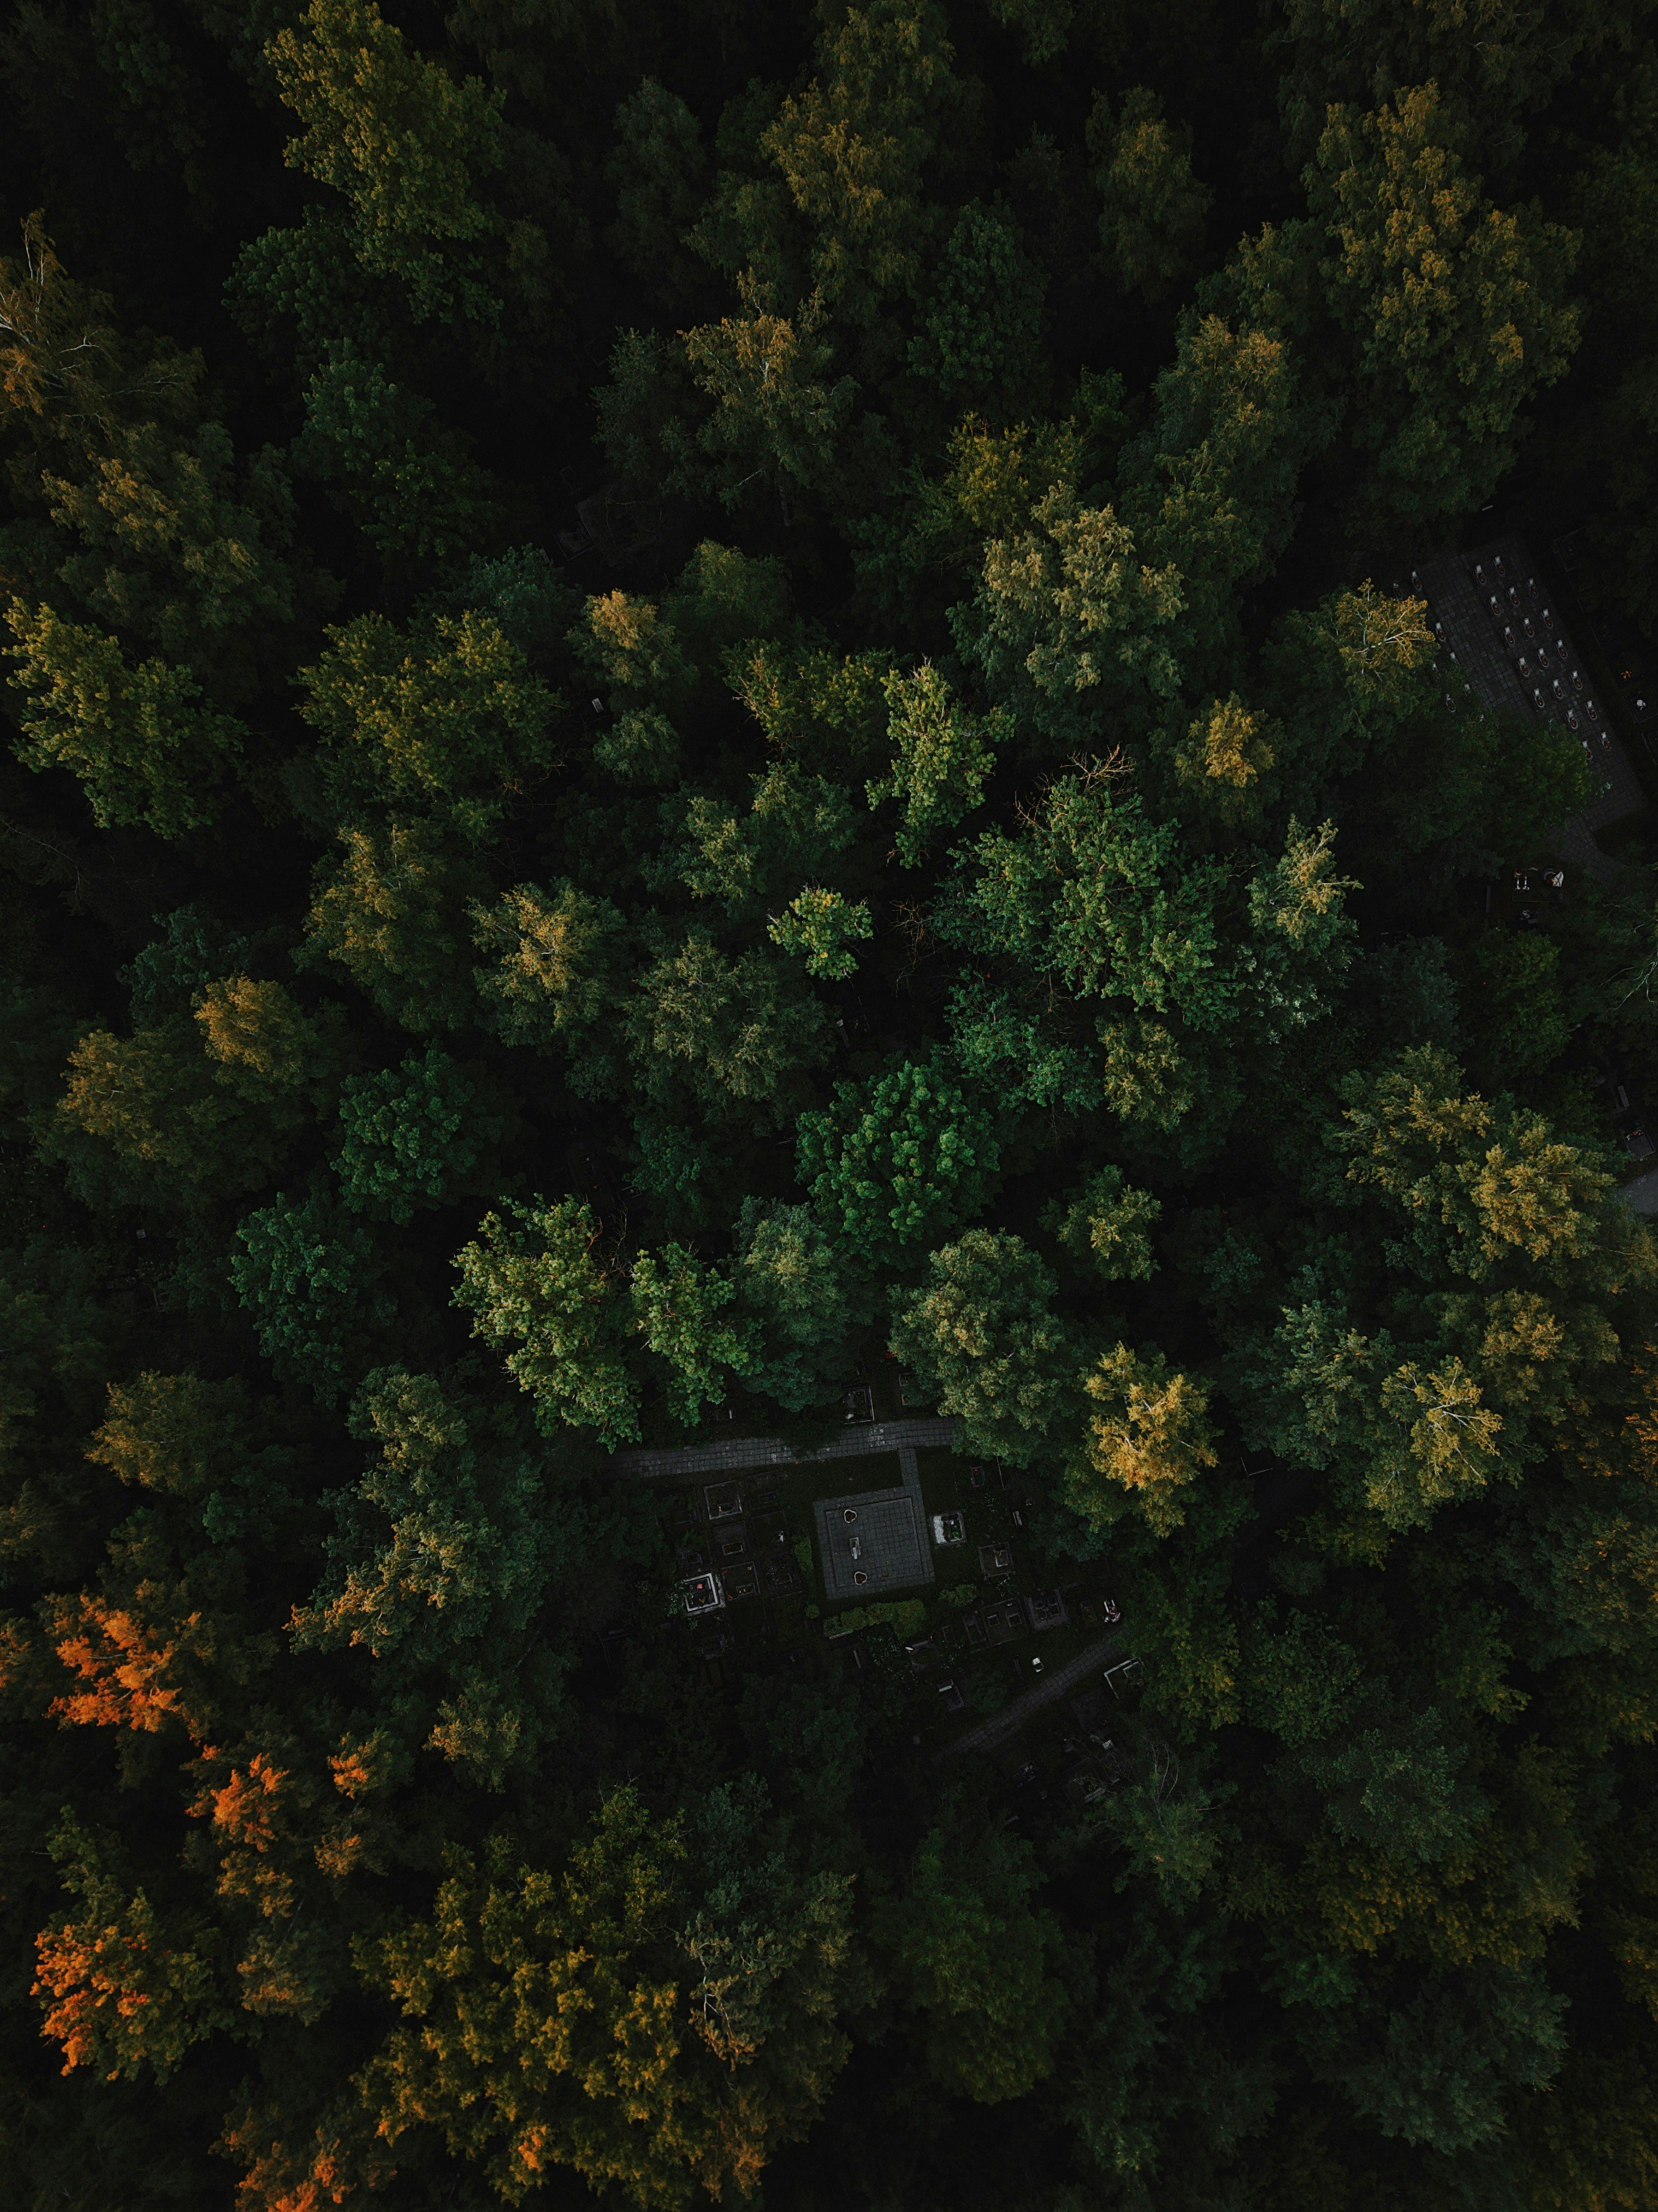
[[815, 1486, 934, 1600]]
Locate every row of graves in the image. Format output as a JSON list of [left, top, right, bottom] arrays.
[[1408, 534, 1658, 1175], [1410, 534, 1648, 857], [679, 1477, 804, 1610]]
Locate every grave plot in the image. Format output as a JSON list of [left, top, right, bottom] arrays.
[[682, 1571, 723, 1616], [750, 1509, 802, 1595], [814, 1487, 932, 1600], [963, 1597, 1028, 1648], [709, 1519, 751, 1566]]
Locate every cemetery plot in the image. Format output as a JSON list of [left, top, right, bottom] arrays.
[[666, 1439, 1127, 1758], [815, 1488, 932, 1600], [1028, 1588, 1068, 1631], [682, 1571, 723, 1616], [710, 1520, 751, 1563]]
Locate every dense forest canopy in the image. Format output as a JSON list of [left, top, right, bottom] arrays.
[[8, 1, 1658, 2206]]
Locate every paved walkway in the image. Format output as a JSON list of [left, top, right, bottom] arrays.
[[937, 1633, 1124, 1761], [613, 1417, 958, 1480]]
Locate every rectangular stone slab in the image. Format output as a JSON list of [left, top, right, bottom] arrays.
[[814, 1487, 935, 1599]]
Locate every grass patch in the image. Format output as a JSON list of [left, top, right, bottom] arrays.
[[810, 1450, 903, 1496], [824, 1597, 928, 1641]]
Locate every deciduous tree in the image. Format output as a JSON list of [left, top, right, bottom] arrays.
[[265, 0, 505, 322], [452, 1197, 639, 1443], [798, 1060, 1000, 1264], [1307, 84, 1580, 534], [888, 1230, 1074, 1464], [4, 600, 243, 834], [1089, 87, 1211, 304], [1070, 1341, 1221, 1534]]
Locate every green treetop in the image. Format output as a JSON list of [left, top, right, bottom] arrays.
[[606, 79, 709, 306], [51, 996, 322, 1209], [629, 1244, 758, 1425], [1118, 305, 1330, 668], [265, 0, 505, 323], [1307, 82, 1580, 534], [471, 879, 630, 1070], [0, 221, 310, 683], [888, 1230, 1076, 1465], [1231, 1050, 1656, 1534], [303, 818, 488, 1034], [671, 760, 857, 919], [1049, 1163, 1163, 1280], [938, 777, 1357, 1144], [907, 202, 1048, 416], [4, 600, 244, 836], [880, 1810, 1067, 2103], [622, 931, 830, 1125], [734, 1198, 867, 1411], [291, 345, 505, 579], [1089, 87, 1212, 304], [954, 484, 1186, 750], [297, 607, 556, 840], [1274, 0, 1616, 171], [757, 0, 970, 344], [353, 1785, 853, 2207], [798, 1059, 1000, 1266], [679, 294, 860, 514], [230, 1191, 395, 1404], [938, 770, 1231, 1023], [454, 1197, 760, 1436], [767, 887, 873, 981], [336, 1048, 507, 1222], [727, 635, 893, 769], [289, 1370, 562, 1785], [867, 662, 1004, 866], [452, 1197, 639, 1445]]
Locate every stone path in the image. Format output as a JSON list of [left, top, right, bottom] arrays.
[[613, 1417, 958, 1481], [937, 1633, 1124, 1761]]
